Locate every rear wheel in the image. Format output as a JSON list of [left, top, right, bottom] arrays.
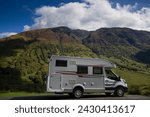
[[115, 87, 124, 97], [73, 88, 83, 98]]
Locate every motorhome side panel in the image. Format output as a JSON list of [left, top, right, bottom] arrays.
[[47, 56, 105, 93], [61, 74, 105, 92]]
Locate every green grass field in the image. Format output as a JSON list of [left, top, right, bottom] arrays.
[[0, 92, 50, 97], [114, 68, 150, 95]]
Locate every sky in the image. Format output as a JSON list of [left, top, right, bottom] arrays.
[[0, 0, 150, 38]]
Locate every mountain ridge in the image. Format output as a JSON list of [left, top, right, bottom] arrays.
[[1, 26, 150, 64]]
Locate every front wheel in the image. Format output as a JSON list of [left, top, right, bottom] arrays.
[[114, 87, 124, 97], [73, 88, 83, 98]]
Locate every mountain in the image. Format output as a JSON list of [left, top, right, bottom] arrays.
[[83, 28, 150, 64], [0, 26, 150, 94], [51, 26, 90, 40]]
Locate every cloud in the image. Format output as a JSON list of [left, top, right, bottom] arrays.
[[23, 0, 150, 31], [24, 25, 31, 31], [0, 32, 17, 38]]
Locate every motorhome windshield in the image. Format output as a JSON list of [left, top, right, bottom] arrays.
[[105, 69, 119, 81]]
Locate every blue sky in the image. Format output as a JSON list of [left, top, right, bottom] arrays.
[[0, 0, 150, 38], [0, 0, 81, 32]]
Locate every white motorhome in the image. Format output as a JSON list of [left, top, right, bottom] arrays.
[[46, 55, 128, 98]]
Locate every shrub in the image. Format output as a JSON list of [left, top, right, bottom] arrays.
[[128, 85, 150, 96], [128, 85, 140, 95], [139, 85, 150, 96]]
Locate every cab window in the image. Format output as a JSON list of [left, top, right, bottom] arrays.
[[105, 70, 118, 80]]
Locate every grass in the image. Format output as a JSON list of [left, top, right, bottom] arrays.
[[114, 68, 150, 86], [114, 68, 150, 95], [0, 91, 50, 97]]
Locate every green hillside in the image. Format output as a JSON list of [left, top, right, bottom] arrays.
[[0, 27, 150, 95], [0, 29, 97, 92]]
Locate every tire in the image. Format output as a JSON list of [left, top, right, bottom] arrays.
[[73, 88, 83, 99], [115, 87, 124, 97]]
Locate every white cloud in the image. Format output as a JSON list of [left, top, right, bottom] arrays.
[[0, 32, 17, 38], [23, 0, 150, 31], [23, 25, 31, 31]]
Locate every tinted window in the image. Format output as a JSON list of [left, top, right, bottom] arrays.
[[55, 60, 67, 67], [93, 67, 103, 74], [105, 70, 118, 80], [77, 66, 88, 74]]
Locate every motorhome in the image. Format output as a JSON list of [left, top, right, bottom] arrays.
[[46, 55, 128, 98]]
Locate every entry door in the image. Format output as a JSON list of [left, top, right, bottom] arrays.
[[50, 74, 61, 90]]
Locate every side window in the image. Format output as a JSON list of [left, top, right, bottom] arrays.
[[77, 66, 88, 74], [93, 67, 103, 74], [55, 60, 67, 67]]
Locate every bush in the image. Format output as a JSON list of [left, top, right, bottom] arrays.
[[139, 85, 150, 96], [128, 85, 140, 95], [128, 85, 150, 96]]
